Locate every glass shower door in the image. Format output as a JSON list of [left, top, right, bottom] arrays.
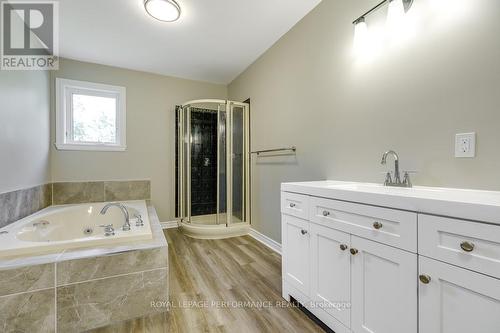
[[176, 100, 249, 227], [229, 102, 249, 225], [217, 103, 227, 225]]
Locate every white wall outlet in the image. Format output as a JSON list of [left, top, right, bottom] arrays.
[[455, 132, 476, 158]]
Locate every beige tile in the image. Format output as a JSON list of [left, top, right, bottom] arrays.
[[39, 183, 53, 210], [53, 182, 104, 205], [104, 180, 151, 201], [0, 288, 55, 333], [57, 247, 168, 285], [0, 184, 53, 228], [0, 263, 54, 296], [57, 268, 168, 332]]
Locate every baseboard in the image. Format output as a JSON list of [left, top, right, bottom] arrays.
[[249, 228, 281, 255], [161, 221, 179, 229]]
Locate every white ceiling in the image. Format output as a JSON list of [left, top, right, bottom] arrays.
[[59, 0, 322, 84]]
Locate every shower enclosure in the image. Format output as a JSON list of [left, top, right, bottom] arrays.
[[176, 100, 250, 237]]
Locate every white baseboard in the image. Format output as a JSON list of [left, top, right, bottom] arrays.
[[249, 228, 281, 255], [161, 221, 179, 229]]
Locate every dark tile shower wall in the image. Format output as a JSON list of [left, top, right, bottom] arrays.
[[190, 109, 218, 216]]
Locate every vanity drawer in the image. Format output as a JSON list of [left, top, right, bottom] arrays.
[[419, 214, 500, 278], [281, 192, 309, 219], [310, 197, 417, 252]]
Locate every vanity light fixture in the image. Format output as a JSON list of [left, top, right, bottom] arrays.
[[144, 0, 181, 22], [352, 0, 413, 27]]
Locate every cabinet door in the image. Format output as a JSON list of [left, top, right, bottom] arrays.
[[419, 256, 500, 333], [310, 223, 351, 328], [282, 214, 310, 296], [351, 236, 417, 333]]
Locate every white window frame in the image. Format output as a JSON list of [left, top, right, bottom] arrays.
[[55, 78, 127, 151]]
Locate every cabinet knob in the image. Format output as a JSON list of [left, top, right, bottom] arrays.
[[373, 222, 383, 230], [460, 241, 475, 252], [340, 244, 348, 251], [289, 203, 296, 208], [301, 229, 308, 235], [419, 274, 431, 284], [322, 210, 330, 217], [350, 248, 359, 255]]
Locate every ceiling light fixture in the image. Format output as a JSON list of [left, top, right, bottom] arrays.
[[144, 0, 181, 22]]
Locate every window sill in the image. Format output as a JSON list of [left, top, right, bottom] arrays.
[[55, 143, 127, 152]]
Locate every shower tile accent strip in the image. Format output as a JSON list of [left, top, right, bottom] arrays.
[[0, 184, 52, 229]]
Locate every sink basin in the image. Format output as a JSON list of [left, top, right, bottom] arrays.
[[294, 180, 500, 206], [326, 183, 445, 196]]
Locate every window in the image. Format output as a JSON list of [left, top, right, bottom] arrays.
[[55, 78, 126, 151]]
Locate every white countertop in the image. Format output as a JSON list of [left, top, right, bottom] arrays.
[[281, 181, 500, 225]]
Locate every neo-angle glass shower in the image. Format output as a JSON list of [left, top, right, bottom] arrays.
[[176, 100, 249, 234]]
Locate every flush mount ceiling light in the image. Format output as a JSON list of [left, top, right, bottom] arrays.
[[144, 0, 181, 22]]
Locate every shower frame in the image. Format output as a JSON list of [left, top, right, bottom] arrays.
[[176, 99, 250, 228]]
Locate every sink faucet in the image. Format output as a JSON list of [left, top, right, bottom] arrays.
[[100, 203, 131, 231], [381, 150, 413, 187], [381, 150, 401, 185]]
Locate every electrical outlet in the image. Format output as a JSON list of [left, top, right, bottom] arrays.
[[455, 132, 476, 158]]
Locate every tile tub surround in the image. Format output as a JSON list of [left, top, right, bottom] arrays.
[[52, 181, 104, 205], [0, 180, 150, 229], [0, 183, 52, 229], [0, 263, 54, 296], [53, 180, 151, 205], [104, 180, 151, 201], [0, 203, 168, 332], [57, 268, 168, 332], [0, 288, 56, 333]]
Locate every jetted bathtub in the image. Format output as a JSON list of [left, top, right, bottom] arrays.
[[0, 200, 153, 258]]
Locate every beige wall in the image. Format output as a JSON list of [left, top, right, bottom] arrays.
[[229, 0, 500, 242], [50, 59, 227, 221], [0, 70, 50, 193]]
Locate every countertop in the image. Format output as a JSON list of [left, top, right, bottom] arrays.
[[282, 181, 500, 225]]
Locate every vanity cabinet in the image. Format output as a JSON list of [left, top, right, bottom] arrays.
[[351, 236, 417, 333], [281, 186, 500, 333], [282, 192, 418, 333], [418, 256, 500, 333], [282, 214, 310, 296], [310, 224, 351, 328]]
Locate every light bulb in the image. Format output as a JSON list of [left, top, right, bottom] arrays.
[[387, 0, 405, 29], [353, 18, 368, 55]]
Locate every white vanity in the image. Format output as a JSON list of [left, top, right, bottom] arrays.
[[281, 181, 500, 333]]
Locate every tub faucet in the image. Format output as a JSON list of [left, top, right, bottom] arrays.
[[100, 203, 131, 231]]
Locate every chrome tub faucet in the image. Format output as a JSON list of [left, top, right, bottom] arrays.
[[100, 203, 131, 231]]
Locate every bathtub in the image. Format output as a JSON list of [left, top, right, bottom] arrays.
[[0, 200, 153, 258]]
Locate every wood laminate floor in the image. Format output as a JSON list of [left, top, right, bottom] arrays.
[[90, 229, 324, 333]]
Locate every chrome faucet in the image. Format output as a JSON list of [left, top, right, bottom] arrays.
[[100, 203, 131, 231], [381, 150, 413, 187]]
